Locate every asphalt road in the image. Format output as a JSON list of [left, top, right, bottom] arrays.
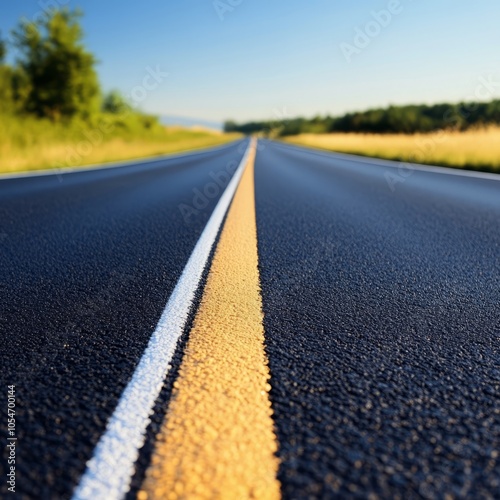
[[1, 139, 499, 499], [0, 140, 249, 499], [255, 140, 500, 498]]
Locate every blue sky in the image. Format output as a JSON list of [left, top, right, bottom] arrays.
[[2, 0, 500, 123]]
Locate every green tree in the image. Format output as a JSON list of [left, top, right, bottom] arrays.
[[223, 120, 238, 133], [102, 90, 130, 114], [0, 32, 14, 112], [0, 32, 6, 63], [12, 9, 100, 120], [0, 66, 14, 112]]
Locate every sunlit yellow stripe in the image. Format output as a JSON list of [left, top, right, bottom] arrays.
[[139, 139, 280, 500]]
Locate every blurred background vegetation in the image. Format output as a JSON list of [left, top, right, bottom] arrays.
[[225, 99, 500, 173], [224, 101, 500, 136], [0, 9, 238, 174]]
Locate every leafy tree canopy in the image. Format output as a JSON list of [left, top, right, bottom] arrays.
[[102, 90, 130, 114], [12, 8, 100, 120], [0, 32, 6, 63]]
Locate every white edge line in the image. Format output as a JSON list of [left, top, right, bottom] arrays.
[[71, 139, 254, 500], [273, 139, 500, 182], [0, 138, 243, 181]]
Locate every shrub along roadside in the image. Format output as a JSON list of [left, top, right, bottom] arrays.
[[0, 112, 240, 174]]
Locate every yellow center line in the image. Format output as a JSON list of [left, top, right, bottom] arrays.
[[139, 139, 281, 500]]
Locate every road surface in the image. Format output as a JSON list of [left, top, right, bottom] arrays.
[[1, 139, 499, 499]]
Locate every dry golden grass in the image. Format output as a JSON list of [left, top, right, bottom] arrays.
[[283, 127, 500, 173], [0, 122, 240, 174]]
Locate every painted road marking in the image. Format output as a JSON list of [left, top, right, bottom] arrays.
[[139, 140, 280, 499], [72, 141, 252, 500]]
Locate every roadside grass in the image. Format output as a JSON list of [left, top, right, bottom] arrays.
[[0, 113, 241, 174], [282, 127, 500, 173]]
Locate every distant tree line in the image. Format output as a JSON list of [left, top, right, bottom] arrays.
[[224, 101, 500, 136], [0, 8, 159, 129]]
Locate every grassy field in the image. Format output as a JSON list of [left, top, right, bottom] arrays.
[[283, 127, 500, 173], [0, 114, 240, 174]]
